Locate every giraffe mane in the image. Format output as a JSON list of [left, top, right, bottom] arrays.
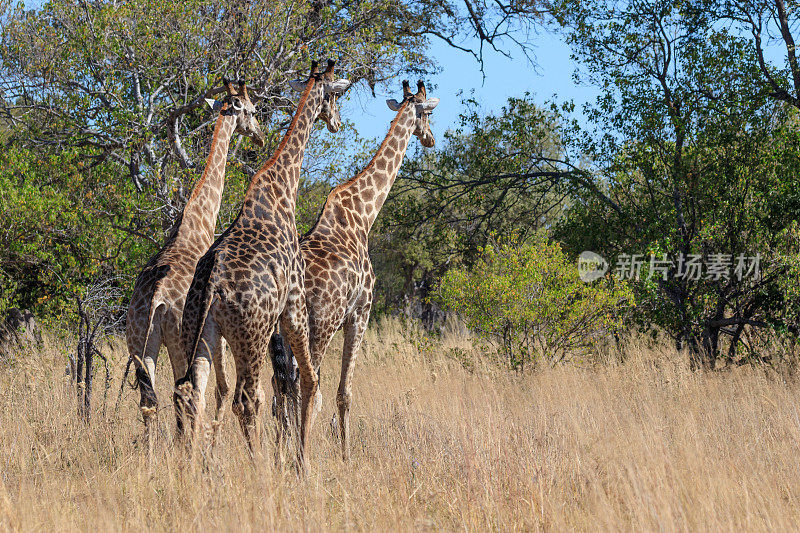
[[243, 78, 317, 198], [186, 101, 232, 204], [331, 99, 412, 195]]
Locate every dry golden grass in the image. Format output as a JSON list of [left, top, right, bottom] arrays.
[[2, 318, 800, 531]]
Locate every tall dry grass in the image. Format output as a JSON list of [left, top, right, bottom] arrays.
[[2, 318, 800, 531]]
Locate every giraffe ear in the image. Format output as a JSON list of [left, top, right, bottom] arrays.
[[288, 79, 307, 92], [386, 99, 402, 111], [420, 97, 440, 112], [205, 98, 223, 111], [326, 79, 351, 95]]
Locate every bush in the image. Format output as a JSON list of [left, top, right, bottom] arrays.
[[434, 237, 634, 369]]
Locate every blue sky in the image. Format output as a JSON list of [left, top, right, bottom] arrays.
[[346, 30, 598, 143]]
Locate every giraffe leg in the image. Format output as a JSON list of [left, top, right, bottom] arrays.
[[337, 307, 370, 461], [129, 315, 163, 438], [232, 351, 266, 455], [211, 336, 230, 446], [162, 313, 188, 438], [178, 314, 220, 446], [281, 287, 319, 468]]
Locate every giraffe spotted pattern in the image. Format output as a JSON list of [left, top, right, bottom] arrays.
[[176, 61, 349, 466]]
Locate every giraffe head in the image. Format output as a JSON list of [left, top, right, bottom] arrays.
[[386, 80, 440, 147], [206, 79, 266, 146], [289, 59, 351, 133]]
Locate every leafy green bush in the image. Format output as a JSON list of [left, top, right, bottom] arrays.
[[434, 237, 633, 369]]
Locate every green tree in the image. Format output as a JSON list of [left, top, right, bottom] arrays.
[[0, 146, 149, 317], [0, 0, 433, 230], [0, 0, 426, 317], [0, 0, 553, 320], [551, 0, 800, 367], [711, 0, 800, 111]]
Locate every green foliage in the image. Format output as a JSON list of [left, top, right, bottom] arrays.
[[434, 237, 633, 369], [0, 145, 154, 319], [372, 95, 570, 314], [0, 0, 433, 233], [546, 0, 800, 367], [0, 0, 429, 321]]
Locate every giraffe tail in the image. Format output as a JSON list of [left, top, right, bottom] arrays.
[[269, 328, 301, 436], [270, 329, 299, 397], [176, 254, 217, 388]]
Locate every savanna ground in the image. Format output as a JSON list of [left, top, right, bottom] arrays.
[[1, 319, 800, 531]]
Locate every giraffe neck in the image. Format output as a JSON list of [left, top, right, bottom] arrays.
[[328, 101, 415, 232], [243, 80, 323, 210], [178, 109, 236, 246]]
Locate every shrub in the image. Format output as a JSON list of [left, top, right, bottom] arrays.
[[434, 237, 634, 369]]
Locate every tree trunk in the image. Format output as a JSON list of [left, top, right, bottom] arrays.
[[76, 340, 85, 418], [83, 341, 93, 422], [682, 325, 718, 371], [700, 325, 719, 371]]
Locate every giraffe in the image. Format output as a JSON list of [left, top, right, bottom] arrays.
[[175, 60, 350, 463], [125, 80, 264, 438], [271, 80, 439, 460]]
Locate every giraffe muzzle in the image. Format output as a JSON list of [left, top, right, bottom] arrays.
[[326, 117, 341, 133]]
